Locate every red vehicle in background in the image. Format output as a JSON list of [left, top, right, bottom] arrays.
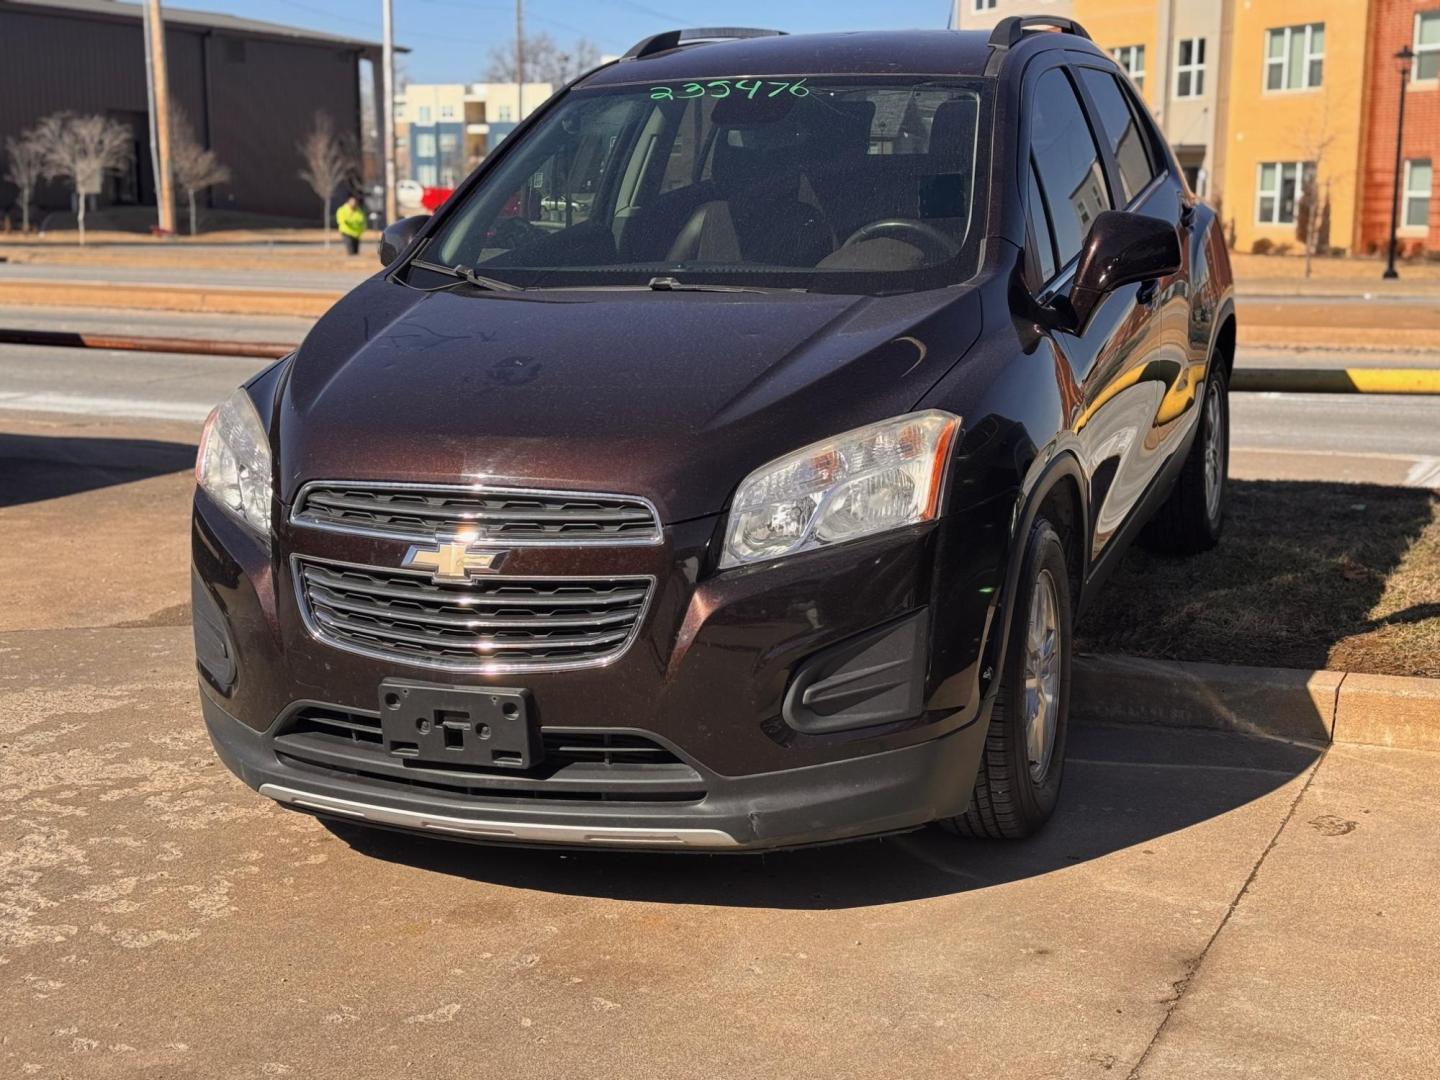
[[420, 186, 454, 212]]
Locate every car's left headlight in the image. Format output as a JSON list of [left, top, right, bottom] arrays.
[[196, 387, 273, 535], [720, 410, 961, 569]]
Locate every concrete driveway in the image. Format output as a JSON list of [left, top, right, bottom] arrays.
[[2, 412, 1437, 1079]]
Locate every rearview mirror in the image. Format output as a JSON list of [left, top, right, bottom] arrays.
[[378, 214, 430, 267], [1067, 211, 1182, 328]]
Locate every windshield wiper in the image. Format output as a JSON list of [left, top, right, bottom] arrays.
[[647, 276, 806, 294], [409, 259, 526, 293]]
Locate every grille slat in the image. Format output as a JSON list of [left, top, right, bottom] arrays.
[[297, 560, 651, 672], [293, 483, 662, 545], [275, 709, 703, 803]]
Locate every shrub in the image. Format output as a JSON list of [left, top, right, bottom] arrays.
[[1252, 237, 1275, 255]]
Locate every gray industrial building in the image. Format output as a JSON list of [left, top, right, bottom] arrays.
[[0, 0, 385, 226]]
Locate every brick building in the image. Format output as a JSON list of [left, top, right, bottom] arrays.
[[1358, 1, 1440, 254]]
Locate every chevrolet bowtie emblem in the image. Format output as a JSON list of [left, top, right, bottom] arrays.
[[402, 541, 510, 583]]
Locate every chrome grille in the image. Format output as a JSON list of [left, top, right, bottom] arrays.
[[295, 560, 653, 672], [291, 482, 662, 545]]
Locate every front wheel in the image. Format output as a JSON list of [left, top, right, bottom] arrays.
[[942, 518, 1073, 840], [1140, 365, 1229, 555]]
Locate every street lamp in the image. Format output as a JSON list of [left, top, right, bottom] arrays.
[[1384, 45, 1417, 280]]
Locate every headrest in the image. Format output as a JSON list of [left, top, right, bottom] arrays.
[[929, 98, 979, 158]]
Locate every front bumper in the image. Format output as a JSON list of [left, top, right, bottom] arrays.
[[193, 478, 1009, 851], [201, 689, 988, 850]]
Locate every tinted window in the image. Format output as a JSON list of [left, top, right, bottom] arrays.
[[1027, 158, 1057, 284], [1029, 69, 1111, 267], [1080, 69, 1157, 204]]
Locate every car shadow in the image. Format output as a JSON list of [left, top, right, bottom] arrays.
[[1078, 479, 1438, 675], [323, 724, 1321, 910], [0, 432, 197, 507]]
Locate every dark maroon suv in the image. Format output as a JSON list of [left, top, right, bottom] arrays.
[[192, 19, 1235, 850]]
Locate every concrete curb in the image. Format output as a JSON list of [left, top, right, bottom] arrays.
[[0, 280, 341, 317], [1073, 655, 1440, 751]]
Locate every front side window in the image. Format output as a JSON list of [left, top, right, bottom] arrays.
[[1080, 69, 1157, 205], [1405, 159, 1433, 229], [1176, 38, 1206, 98], [1266, 24, 1325, 91], [422, 78, 989, 295], [1256, 161, 1313, 225], [1111, 45, 1146, 93], [1416, 12, 1440, 81], [1029, 68, 1112, 268]]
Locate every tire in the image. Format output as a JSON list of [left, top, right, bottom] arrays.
[[942, 518, 1073, 840], [1140, 364, 1229, 555]]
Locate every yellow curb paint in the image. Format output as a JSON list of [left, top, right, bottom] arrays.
[[1232, 368, 1440, 394]]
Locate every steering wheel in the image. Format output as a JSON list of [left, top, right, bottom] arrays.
[[841, 219, 959, 263]]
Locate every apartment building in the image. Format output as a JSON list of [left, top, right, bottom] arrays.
[[1358, 1, 1440, 253], [396, 82, 552, 188]]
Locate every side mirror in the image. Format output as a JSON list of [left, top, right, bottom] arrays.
[[1067, 210, 1182, 328], [378, 214, 430, 267]]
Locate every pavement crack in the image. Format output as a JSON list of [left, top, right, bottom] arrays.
[[1124, 748, 1329, 1080]]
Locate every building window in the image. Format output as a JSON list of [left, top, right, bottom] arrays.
[[415, 133, 436, 158], [1265, 23, 1325, 91], [1111, 45, 1146, 93], [1176, 38, 1206, 98], [1416, 12, 1440, 81], [973, 0, 997, 10], [417, 164, 438, 186], [439, 133, 459, 152], [418, 105, 432, 123], [498, 106, 514, 122], [1405, 159, 1433, 230], [440, 104, 455, 119], [1256, 161, 1313, 225]]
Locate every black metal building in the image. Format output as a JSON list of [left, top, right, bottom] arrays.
[[0, 0, 384, 224]]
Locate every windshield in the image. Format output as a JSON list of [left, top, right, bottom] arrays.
[[419, 77, 989, 295]]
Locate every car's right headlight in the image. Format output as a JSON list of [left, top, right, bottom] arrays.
[[720, 410, 960, 569], [196, 387, 273, 535]]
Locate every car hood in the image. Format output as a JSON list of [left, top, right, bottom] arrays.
[[276, 278, 982, 523]]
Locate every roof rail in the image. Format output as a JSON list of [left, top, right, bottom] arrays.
[[984, 16, 1092, 75], [621, 27, 787, 61]]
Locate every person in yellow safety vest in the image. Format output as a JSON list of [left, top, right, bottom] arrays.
[[336, 194, 367, 256]]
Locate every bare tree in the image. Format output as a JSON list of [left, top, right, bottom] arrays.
[[169, 107, 231, 237], [3, 130, 45, 234], [1291, 96, 1341, 278], [298, 111, 356, 247], [33, 112, 132, 245], [484, 33, 599, 86]]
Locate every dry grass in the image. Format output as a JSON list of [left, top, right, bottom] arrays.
[[1231, 251, 1440, 283], [1079, 481, 1440, 678]]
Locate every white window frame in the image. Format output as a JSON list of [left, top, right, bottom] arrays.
[[1415, 11, 1440, 83], [1112, 45, 1146, 92], [440, 104, 456, 119], [1176, 38, 1206, 99], [1265, 24, 1325, 92], [414, 133, 437, 158], [1255, 161, 1310, 225], [1403, 158, 1432, 233], [417, 105, 432, 123], [972, 0, 997, 10]]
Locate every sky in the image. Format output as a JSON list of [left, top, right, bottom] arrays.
[[172, 0, 956, 84]]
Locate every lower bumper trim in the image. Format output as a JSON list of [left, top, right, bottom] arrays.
[[258, 783, 740, 848]]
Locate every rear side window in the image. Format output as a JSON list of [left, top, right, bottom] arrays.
[[1079, 68, 1157, 205], [1029, 68, 1111, 268]]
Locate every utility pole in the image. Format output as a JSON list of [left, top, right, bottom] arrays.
[[1384, 45, 1416, 280], [382, 0, 397, 225], [144, 0, 177, 235], [516, 0, 525, 120]]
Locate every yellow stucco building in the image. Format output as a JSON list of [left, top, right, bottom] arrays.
[[1221, 0, 1371, 253]]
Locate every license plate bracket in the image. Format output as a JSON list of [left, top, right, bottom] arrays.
[[379, 680, 540, 770]]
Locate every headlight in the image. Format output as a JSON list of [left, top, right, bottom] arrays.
[[720, 410, 960, 569], [196, 387, 273, 534]]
